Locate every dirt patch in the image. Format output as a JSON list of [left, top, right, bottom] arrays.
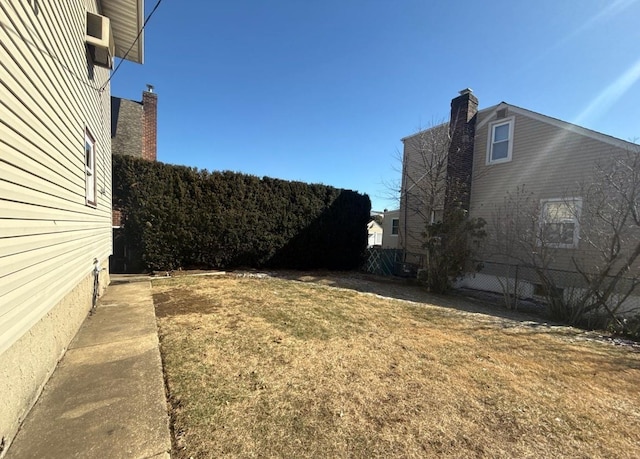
[[153, 284, 223, 318]]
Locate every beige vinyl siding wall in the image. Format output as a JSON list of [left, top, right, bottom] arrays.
[[470, 108, 631, 271], [400, 137, 426, 256], [0, 0, 112, 354], [381, 209, 399, 249], [399, 129, 447, 260], [399, 190, 427, 257]]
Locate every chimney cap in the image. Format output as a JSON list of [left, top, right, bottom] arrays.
[[458, 88, 473, 95], [146, 84, 154, 93]]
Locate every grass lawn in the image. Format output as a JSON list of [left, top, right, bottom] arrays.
[[153, 274, 640, 458]]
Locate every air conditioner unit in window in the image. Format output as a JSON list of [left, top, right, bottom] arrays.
[[86, 11, 115, 69]]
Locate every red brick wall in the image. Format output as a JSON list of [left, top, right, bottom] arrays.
[[112, 208, 123, 227], [142, 90, 158, 161]]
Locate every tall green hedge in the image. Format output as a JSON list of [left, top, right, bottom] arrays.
[[112, 155, 370, 272]]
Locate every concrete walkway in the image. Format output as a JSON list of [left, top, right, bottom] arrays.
[[7, 277, 171, 459]]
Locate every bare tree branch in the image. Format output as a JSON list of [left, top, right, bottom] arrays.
[[488, 147, 640, 329]]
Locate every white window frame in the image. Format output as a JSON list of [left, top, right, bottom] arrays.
[[391, 218, 399, 235], [85, 128, 97, 207], [429, 209, 444, 225], [539, 197, 582, 249], [486, 117, 515, 165]]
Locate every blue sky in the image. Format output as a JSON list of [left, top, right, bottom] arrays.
[[111, 0, 640, 212]]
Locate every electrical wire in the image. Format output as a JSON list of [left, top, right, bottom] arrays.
[[99, 0, 164, 92], [0, 19, 101, 91]]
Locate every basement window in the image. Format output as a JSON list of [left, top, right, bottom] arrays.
[[533, 283, 564, 299], [487, 118, 514, 164], [85, 128, 96, 207]]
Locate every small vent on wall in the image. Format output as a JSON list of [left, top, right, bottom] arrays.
[[496, 108, 508, 119]]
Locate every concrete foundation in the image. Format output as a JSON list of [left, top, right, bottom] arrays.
[[0, 261, 109, 458]]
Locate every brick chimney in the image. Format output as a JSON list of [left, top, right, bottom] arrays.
[[142, 84, 158, 161], [444, 88, 478, 214]]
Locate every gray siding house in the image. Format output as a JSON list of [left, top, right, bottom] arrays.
[[0, 0, 144, 453], [399, 90, 639, 297]]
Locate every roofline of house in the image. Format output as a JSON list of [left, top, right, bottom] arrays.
[[401, 101, 638, 151], [477, 102, 639, 151], [400, 104, 501, 142], [400, 120, 448, 142], [101, 0, 145, 64], [112, 95, 143, 105]]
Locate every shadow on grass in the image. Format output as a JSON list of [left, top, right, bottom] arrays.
[[272, 270, 640, 353], [271, 270, 559, 327]]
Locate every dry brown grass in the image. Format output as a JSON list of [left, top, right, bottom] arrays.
[[153, 274, 640, 459]]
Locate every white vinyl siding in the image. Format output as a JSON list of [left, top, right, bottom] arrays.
[[367, 222, 383, 247], [0, 0, 112, 353]]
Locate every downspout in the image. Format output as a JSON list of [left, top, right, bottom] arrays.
[[401, 139, 408, 263]]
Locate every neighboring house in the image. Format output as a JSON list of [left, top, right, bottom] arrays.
[[367, 220, 383, 247], [111, 87, 158, 272], [381, 209, 400, 249], [111, 86, 158, 162], [0, 0, 144, 453], [400, 89, 639, 297]]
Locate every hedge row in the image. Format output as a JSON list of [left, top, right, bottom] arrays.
[[112, 155, 370, 272]]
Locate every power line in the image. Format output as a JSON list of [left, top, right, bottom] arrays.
[[0, 19, 101, 91], [99, 0, 164, 92]]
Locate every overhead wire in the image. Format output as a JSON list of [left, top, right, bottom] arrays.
[[99, 0, 164, 92], [1, 0, 164, 93], [0, 18, 100, 91]]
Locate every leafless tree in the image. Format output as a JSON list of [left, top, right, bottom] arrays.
[[488, 186, 540, 310], [572, 149, 640, 327], [489, 148, 640, 330], [394, 121, 451, 255], [385, 122, 486, 292]]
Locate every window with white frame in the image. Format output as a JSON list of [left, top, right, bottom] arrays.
[[487, 118, 514, 164], [430, 209, 444, 224], [85, 128, 96, 206], [539, 198, 581, 248], [391, 218, 399, 235]]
